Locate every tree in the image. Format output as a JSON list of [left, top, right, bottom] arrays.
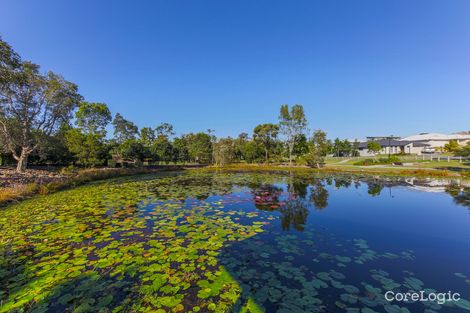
[[139, 127, 156, 147], [30, 124, 74, 165], [305, 130, 329, 168], [172, 137, 189, 163], [65, 129, 109, 167], [112, 139, 144, 164], [151, 135, 173, 164], [75, 102, 111, 135], [253, 123, 279, 163], [367, 141, 382, 156], [213, 137, 236, 166], [293, 134, 309, 157], [351, 140, 360, 157], [65, 102, 111, 167], [444, 140, 460, 153], [155, 122, 175, 139], [241, 140, 264, 163], [456, 142, 470, 157], [0, 38, 82, 171], [184, 132, 213, 164], [333, 138, 353, 157], [112, 113, 138, 143], [278, 104, 307, 165], [234, 132, 249, 161]]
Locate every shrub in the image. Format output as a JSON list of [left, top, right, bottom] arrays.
[[354, 156, 401, 166]]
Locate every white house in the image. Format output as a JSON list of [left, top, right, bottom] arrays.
[[400, 132, 470, 153]]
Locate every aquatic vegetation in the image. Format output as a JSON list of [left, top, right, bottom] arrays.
[[0, 172, 469, 312]]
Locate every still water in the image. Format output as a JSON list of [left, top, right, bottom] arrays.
[[1, 171, 469, 312]]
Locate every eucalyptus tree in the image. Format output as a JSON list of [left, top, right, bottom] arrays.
[[152, 122, 175, 163], [184, 132, 212, 164], [278, 104, 307, 165], [155, 122, 175, 139], [110, 113, 143, 165], [213, 137, 237, 166], [112, 113, 138, 143], [139, 127, 156, 147], [305, 130, 329, 168], [172, 136, 190, 163], [65, 102, 112, 167], [253, 123, 279, 163], [0, 38, 82, 172]]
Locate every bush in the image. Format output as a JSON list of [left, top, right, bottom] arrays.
[[107, 159, 117, 168], [354, 156, 401, 166], [60, 165, 77, 175], [354, 158, 375, 166]]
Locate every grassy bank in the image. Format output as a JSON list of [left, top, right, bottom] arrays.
[[198, 163, 470, 180], [0, 167, 182, 206]]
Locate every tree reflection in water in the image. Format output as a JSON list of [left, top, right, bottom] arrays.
[[249, 175, 331, 231]]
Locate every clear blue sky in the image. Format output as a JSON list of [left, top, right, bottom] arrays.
[[1, 0, 469, 139]]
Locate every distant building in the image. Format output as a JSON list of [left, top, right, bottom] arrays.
[[355, 132, 470, 156], [357, 139, 415, 156], [400, 132, 470, 152], [366, 136, 401, 141]]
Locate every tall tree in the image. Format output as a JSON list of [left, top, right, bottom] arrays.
[[305, 130, 329, 168], [184, 132, 212, 164], [155, 122, 175, 139], [152, 136, 173, 164], [278, 104, 307, 165], [213, 137, 236, 166], [0, 38, 82, 172], [172, 136, 189, 163], [65, 102, 111, 167], [112, 113, 138, 143], [75, 102, 111, 136], [253, 123, 279, 163], [139, 127, 156, 147]]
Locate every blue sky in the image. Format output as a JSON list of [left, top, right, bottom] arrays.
[[1, 0, 469, 139]]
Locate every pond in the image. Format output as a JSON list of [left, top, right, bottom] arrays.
[[1, 171, 469, 313]]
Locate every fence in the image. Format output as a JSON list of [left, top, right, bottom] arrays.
[[325, 155, 469, 163]]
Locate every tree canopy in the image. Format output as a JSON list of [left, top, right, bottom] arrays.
[[0, 37, 82, 171], [279, 104, 307, 165]]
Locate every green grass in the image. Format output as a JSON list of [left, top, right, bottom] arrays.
[[200, 163, 470, 180]]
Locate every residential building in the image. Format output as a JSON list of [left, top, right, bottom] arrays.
[[400, 132, 470, 153], [357, 139, 414, 156]]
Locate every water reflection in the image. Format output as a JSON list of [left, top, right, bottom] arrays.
[[244, 173, 470, 233], [310, 180, 329, 209]]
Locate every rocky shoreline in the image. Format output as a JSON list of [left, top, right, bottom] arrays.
[[0, 167, 68, 188]]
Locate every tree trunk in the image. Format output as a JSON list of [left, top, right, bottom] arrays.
[[16, 148, 29, 172], [265, 149, 268, 163], [288, 144, 293, 166]]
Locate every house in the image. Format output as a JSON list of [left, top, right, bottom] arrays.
[[400, 132, 470, 153], [357, 139, 415, 156], [356, 132, 470, 156], [366, 136, 401, 141]]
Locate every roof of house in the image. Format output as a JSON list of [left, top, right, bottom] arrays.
[[358, 139, 412, 149], [412, 142, 431, 147], [401, 133, 470, 141]]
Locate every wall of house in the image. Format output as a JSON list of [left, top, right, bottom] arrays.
[[408, 145, 424, 155], [358, 149, 375, 157]]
